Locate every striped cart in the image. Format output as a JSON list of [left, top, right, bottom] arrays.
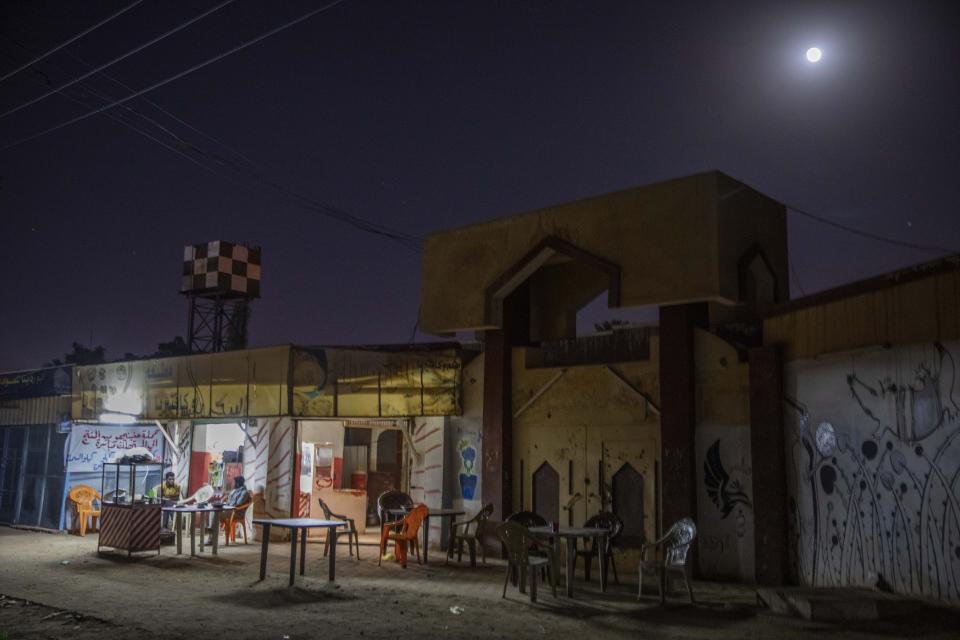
[[98, 502, 162, 556], [97, 461, 163, 556]]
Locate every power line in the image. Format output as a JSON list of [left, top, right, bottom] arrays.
[[408, 305, 421, 344], [1, 0, 349, 151], [33, 38, 261, 169], [789, 257, 807, 297], [3, 33, 422, 253], [786, 203, 959, 256], [0, 0, 144, 84], [1, 0, 237, 120]]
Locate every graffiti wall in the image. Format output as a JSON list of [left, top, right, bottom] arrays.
[[695, 425, 755, 580], [447, 414, 482, 541], [448, 354, 484, 521], [784, 341, 960, 601], [694, 329, 755, 581]]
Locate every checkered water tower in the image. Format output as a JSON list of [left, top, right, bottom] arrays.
[[180, 241, 261, 353]]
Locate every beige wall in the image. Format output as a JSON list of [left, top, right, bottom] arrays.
[[693, 329, 754, 581], [716, 172, 790, 314], [511, 338, 661, 551], [421, 171, 787, 334], [765, 268, 960, 361]]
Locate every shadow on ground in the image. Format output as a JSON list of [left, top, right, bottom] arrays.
[[205, 585, 356, 609]]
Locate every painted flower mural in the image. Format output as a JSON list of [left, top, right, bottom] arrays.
[[458, 438, 478, 500], [784, 342, 960, 602]]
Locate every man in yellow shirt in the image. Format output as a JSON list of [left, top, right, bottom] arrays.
[[161, 472, 181, 529]]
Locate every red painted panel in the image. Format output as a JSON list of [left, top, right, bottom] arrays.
[[188, 451, 212, 495], [333, 457, 343, 490]]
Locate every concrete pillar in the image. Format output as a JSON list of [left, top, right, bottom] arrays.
[[369, 428, 380, 472], [749, 345, 788, 586], [658, 303, 707, 539]]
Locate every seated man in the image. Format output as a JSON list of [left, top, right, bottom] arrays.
[[206, 475, 251, 544], [160, 472, 181, 530]]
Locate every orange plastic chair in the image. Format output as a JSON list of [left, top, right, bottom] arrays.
[[220, 498, 252, 544], [68, 485, 101, 536], [379, 504, 428, 568]]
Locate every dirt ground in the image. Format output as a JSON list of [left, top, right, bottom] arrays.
[[1, 526, 958, 640]]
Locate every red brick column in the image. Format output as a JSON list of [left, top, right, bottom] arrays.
[[749, 345, 789, 585], [658, 303, 707, 545], [481, 329, 512, 521]]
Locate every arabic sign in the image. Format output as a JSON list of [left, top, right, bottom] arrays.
[[72, 347, 289, 420], [0, 366, 71, 400], [291, 347, 461, 417], [66, 425, 164, 473]]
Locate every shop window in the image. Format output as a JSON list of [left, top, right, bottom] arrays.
[[532, 462, 560, 525], [314, 444, 335, 490], [376, 431, 401, 473], [612, 462, 645, 546]]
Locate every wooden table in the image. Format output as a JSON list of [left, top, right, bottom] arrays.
[[163, 505, 234, 556], [253, 518, 346, 586], [387, 507, 465, 563], [529, 525, 610, 598]]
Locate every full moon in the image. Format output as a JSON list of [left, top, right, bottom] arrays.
[[806, 47, 822, 63]]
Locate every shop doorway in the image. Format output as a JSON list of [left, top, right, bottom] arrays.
[[367, 429, 402, 525], [188, 423, 247, 495]]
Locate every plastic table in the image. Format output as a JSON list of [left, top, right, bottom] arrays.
[[253, 518, 347, 586], [529, 525, 611, 597], [162, 505, 234, 556]]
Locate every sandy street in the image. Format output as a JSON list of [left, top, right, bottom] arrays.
[[0, 526, 957, 640]]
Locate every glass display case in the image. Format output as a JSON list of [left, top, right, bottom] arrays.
[[101, 461, 164, 505], [97, 462, 163, 556]]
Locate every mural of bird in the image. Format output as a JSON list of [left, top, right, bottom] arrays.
[[704, 440, 751, 518]]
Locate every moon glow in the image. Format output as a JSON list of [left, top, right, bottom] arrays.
[[806, 47, 822, 63]]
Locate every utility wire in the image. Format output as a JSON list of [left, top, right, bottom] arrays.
[[0, 0, 144, 84], [788, 257, 807, 297], [3, 35, 422, 253], [1, 0, 348, 151], [0, 0, 237, 120], [2, 34, 422, 252], [786, 203, 959, 256], [45, 39, 261, 169], [408, 305, 421, 344]]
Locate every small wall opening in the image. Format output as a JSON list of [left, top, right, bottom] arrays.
[[532, 462, 560, 524], [612, 462, 645, 546]]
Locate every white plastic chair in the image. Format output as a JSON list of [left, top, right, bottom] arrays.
[[178, 483, 215, 505], [638, 517, 697, 603]]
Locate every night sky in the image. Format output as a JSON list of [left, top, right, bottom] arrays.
[[1, 0, 958, 372]]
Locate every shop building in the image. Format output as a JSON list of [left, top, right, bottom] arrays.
[[66, 343, 463, 541]]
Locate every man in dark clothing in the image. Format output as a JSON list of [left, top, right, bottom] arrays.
[[206, 475, 251, 545]]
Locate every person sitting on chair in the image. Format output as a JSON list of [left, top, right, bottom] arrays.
[[161, 472, 181, 529], [206, 475, 250, 544]]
